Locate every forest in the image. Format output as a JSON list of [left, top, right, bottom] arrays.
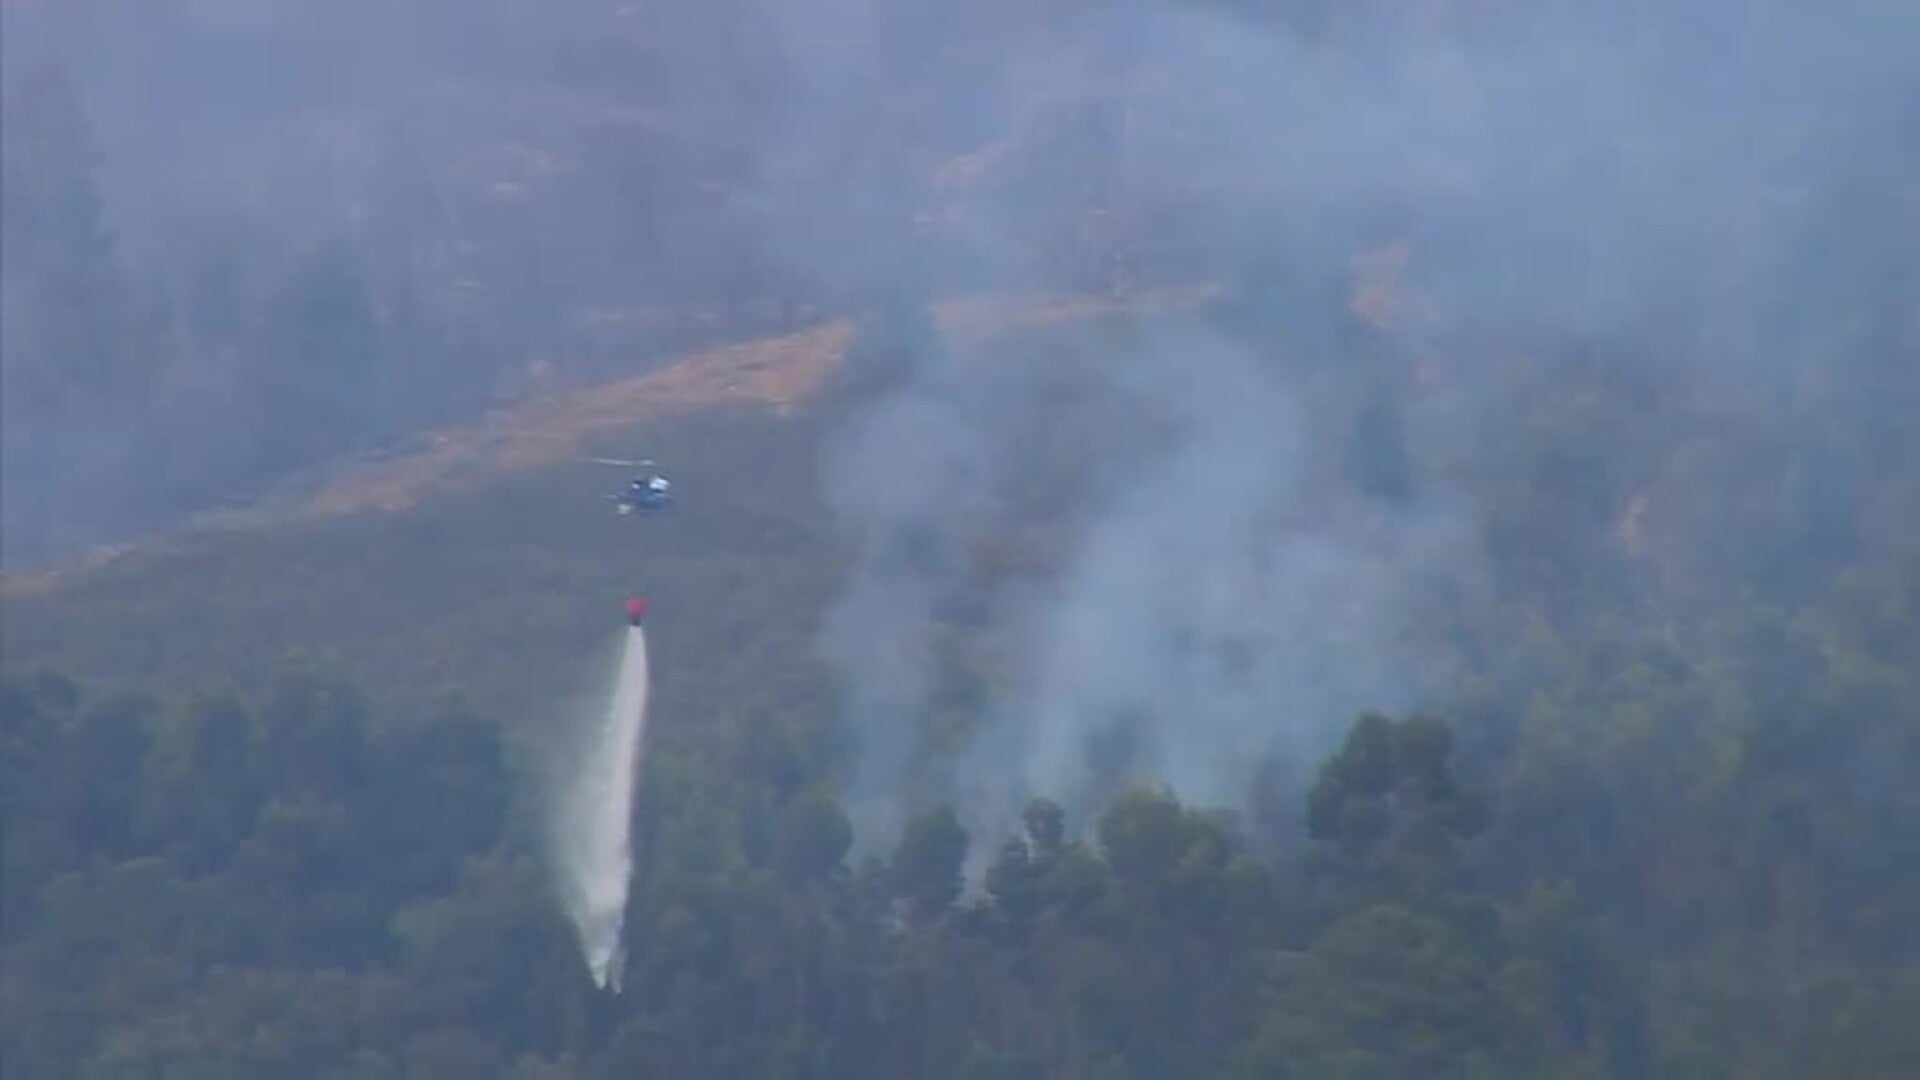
[[7, 283, 1919, 1073], [5, 560, 1919, 1077], [5, 0, 1919, 1077]]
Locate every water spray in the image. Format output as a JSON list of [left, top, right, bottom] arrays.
[[550, 597, 653, 991]]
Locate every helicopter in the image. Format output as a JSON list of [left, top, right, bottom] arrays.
[[587, 456, 673, 515]]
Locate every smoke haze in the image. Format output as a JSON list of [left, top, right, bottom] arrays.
[[807, 0, 1920, 846], [4, 1, 1915, 846]]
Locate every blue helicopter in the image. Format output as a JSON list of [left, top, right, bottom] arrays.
[[587, 456, 673, 515]]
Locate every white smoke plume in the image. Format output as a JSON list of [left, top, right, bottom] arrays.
[[823, 312, 1479, 851], [809, 1, 1918, 851]]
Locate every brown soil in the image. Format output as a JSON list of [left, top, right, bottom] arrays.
[[1, 286, 1221, 598], [296, 320, 856, 520]]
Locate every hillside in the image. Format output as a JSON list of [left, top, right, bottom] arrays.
[[0, 285, 1218, 753], [5, 2, 1918, 1076], [0, 319, 854, 599]]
